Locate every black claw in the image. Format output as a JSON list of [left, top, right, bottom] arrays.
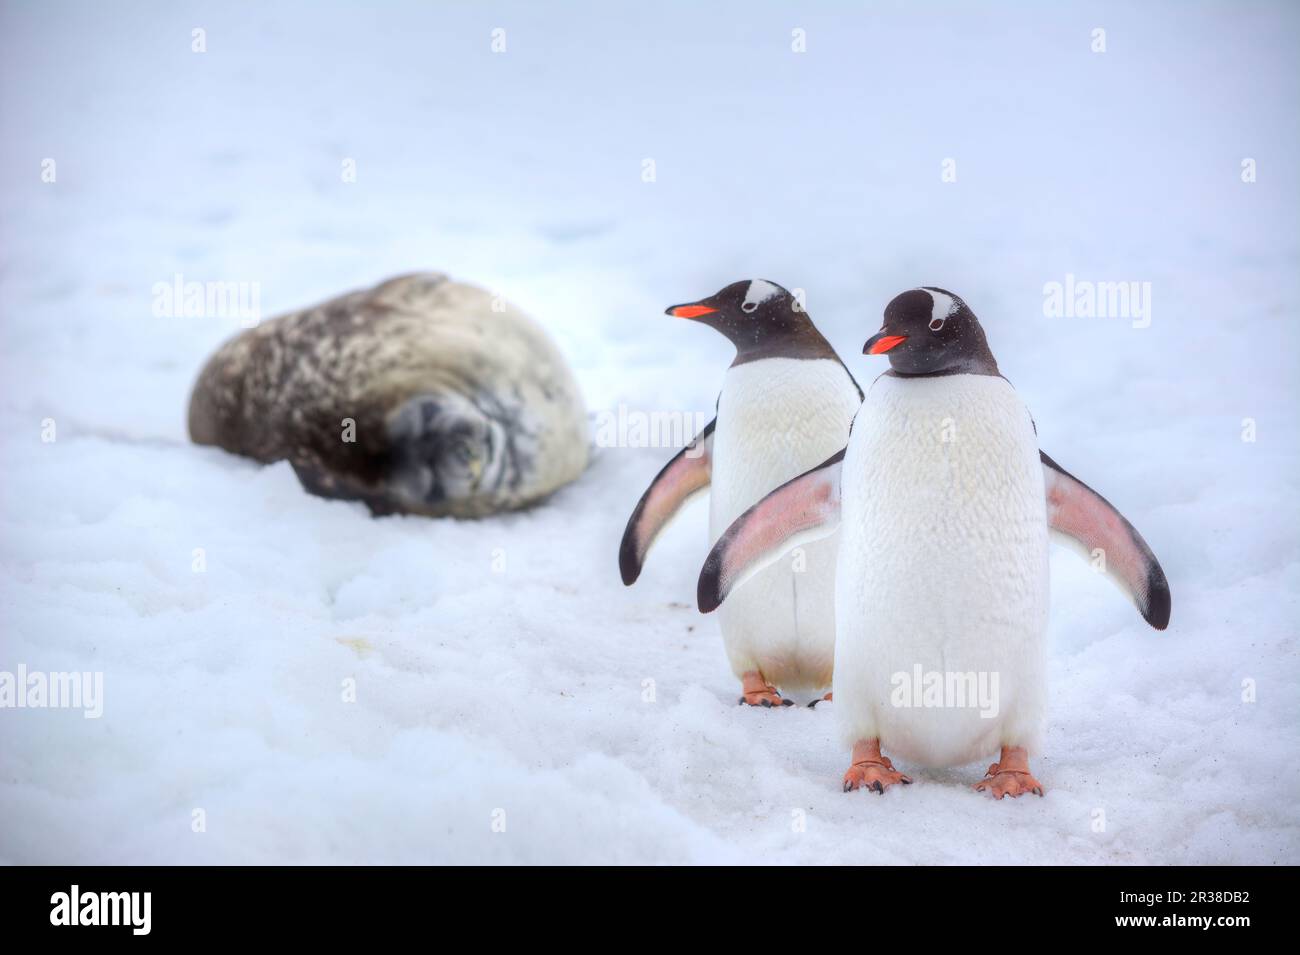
[[843, 780, 853, 792], [737, 697, 746, 705], [781, 698, 794, 706], [760, 699, 772, 708], [807, 700, 819, 709], [870, 781, 884, 794], [901, 776, 913, 785]]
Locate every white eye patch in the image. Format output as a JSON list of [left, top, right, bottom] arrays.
[[742, 279, 779, 314], [920, 287, 958, 331]]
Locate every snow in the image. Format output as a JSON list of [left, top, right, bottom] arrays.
[[1, 0, 1297, 864]]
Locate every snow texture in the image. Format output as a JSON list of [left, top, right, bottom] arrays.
[[0, 0, 1297, 864]]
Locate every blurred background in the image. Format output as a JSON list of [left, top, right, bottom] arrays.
[[1, 1, 1296, 864]]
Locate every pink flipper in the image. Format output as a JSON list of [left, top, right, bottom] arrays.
[[697, 449, 844, 613], [619, 420, 715, 585], [1041, 451, 1171, 629]]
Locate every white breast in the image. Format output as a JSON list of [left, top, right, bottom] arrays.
[[834, 373, 1050, 765], [709, 357, 861, 695], [711, 358, 859, 532]]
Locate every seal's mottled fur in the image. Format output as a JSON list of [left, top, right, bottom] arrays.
[[188, 273, 588, 517]]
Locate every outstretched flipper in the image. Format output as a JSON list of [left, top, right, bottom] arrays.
[[619, 419, 715, 585], [698, 449, 845, 613], [1041, 450, 1171, 630]]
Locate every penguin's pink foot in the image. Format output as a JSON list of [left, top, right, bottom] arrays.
[[842, 738, 912, 793], [807, 691, 833, 709], [973, 746, 1045, 799], [737, 670, 792, 707]]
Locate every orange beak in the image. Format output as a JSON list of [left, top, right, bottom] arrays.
[[667, 304, 718, 319], [864, 334, 907, 355]]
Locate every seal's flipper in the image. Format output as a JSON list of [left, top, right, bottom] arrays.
[[619, 418, 715, 585], [1041, 450, 1171, 630], [697, 449, 844, 613]]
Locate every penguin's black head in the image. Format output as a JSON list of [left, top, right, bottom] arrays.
[[666, 280, 831, 363], [666, 279, 803, 335], [863, 287, 999, 377]]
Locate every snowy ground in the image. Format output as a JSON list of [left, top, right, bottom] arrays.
[[1, 1, 1297, 864]]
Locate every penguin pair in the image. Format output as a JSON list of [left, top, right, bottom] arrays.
[[623, 281, 1170, 797]]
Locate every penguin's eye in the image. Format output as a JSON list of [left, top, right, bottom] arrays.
[[929, 317, 946, 332], [741, 301, 758, 314]]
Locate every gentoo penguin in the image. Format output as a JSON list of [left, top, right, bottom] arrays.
[[699, 287, 1170, 794], [188, 273, 589, 518], [619, 280, 862, 705]]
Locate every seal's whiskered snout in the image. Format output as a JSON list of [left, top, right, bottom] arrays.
[[387, 394, 505, 507]]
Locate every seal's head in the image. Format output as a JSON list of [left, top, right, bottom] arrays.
[[386, 392, 509, 512]]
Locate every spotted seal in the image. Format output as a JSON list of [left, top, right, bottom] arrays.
[[187, 272, 589, 517]]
